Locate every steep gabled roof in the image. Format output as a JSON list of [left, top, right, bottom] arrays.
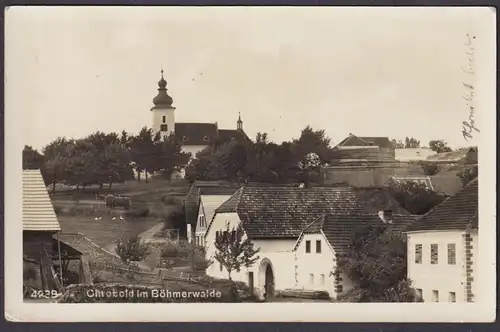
[[23, 170, 61, 232], [213, 186, 371, 238], [406, 178, 478, 232], [218, 129, 250, 143]]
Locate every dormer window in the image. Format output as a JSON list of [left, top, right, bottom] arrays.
[[183, 136, 188, 142], [203, 136, 209, 142]]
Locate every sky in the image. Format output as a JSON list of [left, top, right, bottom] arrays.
[[5, 7, 495, 151]]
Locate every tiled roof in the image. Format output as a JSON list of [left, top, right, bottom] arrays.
[[406, 178, 478, 232], [321, 214, 382, 256], [185, 181, 300, 224], [23, 170, 61, 231], [214, 186, 372, 238], [302, 213, 417, 255], [218, 129, 250, 142], [174, 123, 249, 146], [336, 135, 392, 149], [175, 123, 218, 146]]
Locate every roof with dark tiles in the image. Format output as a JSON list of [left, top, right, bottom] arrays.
[[213, 186, 373, 239], [406, 178, 478, 232], [173, 123, 249, 146], [301, 213, 417, 255], [336, 135, 393, 149], [185, 181, 299, 225]]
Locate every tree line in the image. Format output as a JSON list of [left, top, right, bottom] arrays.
[[23, 128, 191, 192], [186, 126, 335, 185], [390, 137, 453, 153]]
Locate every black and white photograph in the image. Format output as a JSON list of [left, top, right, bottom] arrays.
[[4, 6, 496, 322]]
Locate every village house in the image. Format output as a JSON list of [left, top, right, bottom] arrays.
[[405, 178, 478, 303], [184, 181, 299, 244], [204, 185, 413, 300]]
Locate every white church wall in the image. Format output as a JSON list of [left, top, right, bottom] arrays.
[[152, 108, 175, 137]]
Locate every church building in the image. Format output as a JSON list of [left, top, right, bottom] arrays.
[[150, 70, 249, 159]]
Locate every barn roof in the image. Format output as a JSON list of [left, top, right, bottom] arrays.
[[23, 170, 61, 232], [406, 178, 478, 232], [213, 186, 372, 239]]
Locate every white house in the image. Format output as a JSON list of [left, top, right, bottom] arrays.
[[204, 186, 411, 300], [194, 194, 233, 247], [406, 178, 478, 303]]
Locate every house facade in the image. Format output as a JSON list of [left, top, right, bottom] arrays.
[[406, 178, 478, 303], [194, 194, 233, 247], [204, 186, 410, 300]]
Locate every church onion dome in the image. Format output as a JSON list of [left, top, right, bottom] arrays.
[[152, 70, 174, 109]]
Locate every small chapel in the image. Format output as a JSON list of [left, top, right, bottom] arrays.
[[150, 70, 249, 160]]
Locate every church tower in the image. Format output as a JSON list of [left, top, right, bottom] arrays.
[[151, 70, 175, 138]]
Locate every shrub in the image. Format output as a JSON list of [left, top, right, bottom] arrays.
[[115, 234, 151, 264]]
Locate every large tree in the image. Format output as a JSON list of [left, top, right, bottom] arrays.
[[429, 140, 452, 153], [42, 137, 75, 192], [387, 179, 446, 215], [390, 137, 421, 149], [128, 127, 158, 182], [338, 225, 418, 302], [155, 134, 191, 181], [214, 224, 260, 301], [23, 145, 44, 170]]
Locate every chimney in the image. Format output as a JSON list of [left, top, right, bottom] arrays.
[[378, 209, 393, 224]]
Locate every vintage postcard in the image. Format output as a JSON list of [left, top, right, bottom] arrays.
[[4, 6, 496, 322]]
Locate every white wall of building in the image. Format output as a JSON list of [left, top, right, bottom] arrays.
[[152, 108, 175, 137], [205, 212, 349, 299], [407, 231, 467, 302]]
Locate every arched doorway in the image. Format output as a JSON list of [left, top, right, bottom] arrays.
[[258, 258, 275, 300]]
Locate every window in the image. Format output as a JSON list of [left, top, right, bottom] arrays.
[[162, 115, 166, 123], [203, 136, 209, 142], [449, 292, 456, 303], [432, 290, 439, 302], [309, 274, 314, 285], [430, 244, 438, 264], [447, 244, 456, 265], [183, 136, 188, 142], [320, 274, 325, 285], [160, 124, 168, 132], [316, 240, 322, 253], [415, 244, 422, 264], [305, 240, 311, 253]]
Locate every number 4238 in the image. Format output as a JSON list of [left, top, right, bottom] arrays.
[[30, 290, 62, 299]]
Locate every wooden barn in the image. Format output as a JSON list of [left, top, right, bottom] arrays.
[[23, 170, 67, 291]]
